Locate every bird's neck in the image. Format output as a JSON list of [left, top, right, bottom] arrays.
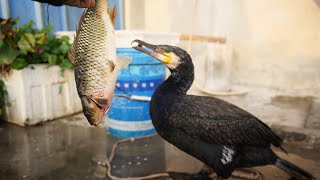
[[156, 69, 194, 95]]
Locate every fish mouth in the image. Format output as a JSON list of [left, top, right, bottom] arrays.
[[131, 39, 169, 62], [80, 97, 111, 126]]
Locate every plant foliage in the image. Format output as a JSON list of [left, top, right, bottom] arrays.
[[0, 18, 73, 118], [0, 18, 73, 76], [0, 79, 9, 118]]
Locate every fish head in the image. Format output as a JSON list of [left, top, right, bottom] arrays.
[[80, 96, 112, 126]]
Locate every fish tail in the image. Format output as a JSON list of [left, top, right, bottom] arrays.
[[95, 0, 107, 7], [95, 0, 116, 22], [95, 0, 108, 15]]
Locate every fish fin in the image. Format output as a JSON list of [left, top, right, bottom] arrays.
[[68, 33, 77, 64], [116, 56, 132, 71], [68, 9, 87, 64], [108, 5, 117, 25], [109, 60, 116, 72]]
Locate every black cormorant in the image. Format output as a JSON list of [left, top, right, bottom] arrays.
[[132, 39, 315, 180]]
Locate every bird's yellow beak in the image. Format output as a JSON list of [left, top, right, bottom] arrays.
[[161, 52, 172, 64], [131, 39, 172, 64]]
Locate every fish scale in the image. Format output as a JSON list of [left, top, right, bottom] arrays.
[[74, 5, 116, 95], [68, 0, 132, 126]]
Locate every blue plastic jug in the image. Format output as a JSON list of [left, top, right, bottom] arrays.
[[107, 48, 166, 138]]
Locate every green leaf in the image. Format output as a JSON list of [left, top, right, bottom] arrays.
[[0, 46, 20, 65], [18, 33, 35, 52], [58, 84, 63, 94], [60, 36, 70, 42], [5, 102, 11, 107], [47, 54, 57, 65], [41, 25, 53, 34], [13, 17, 19, 24], [59, 57, 73, 69], [11, 58, 28, 70], [19, 49, 28, 55], [60, 69, 65, 77], [34, 33, 46, 45], [24, 33, 35, 47], [58, 42, 70, 54], [0, 78, 9, 116], [18, 21, 34, 33], [51, 48, 59, 55], [0, 40, 4, 48]]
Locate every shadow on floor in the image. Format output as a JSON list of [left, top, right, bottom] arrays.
[[0, 118, 319, 180]]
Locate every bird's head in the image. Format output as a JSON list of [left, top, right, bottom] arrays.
[[131, 39, 193, 74], [132, 39, 194, 93]]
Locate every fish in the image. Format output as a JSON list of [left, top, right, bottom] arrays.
[[68, 0, 131, 126]]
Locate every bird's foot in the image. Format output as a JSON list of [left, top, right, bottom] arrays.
[[200, 165, 262, 180], [231, 168, 262, 180], [168, 170, 211, 180]]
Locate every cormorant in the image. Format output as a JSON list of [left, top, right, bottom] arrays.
[[131, 39, 315, 180]]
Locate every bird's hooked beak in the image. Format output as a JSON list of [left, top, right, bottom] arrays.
[[131, 39, 172, 64], [80, 97, 111, 126]]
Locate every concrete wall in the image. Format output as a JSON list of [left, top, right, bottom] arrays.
[[123, 0, 320, 95]]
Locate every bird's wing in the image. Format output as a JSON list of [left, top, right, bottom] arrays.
[[166, 95, 284, 149]]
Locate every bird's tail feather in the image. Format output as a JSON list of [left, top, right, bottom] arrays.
[[275, 158, 315, 180]]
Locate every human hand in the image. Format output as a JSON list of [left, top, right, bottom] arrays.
[[64, 0, 95, 8]]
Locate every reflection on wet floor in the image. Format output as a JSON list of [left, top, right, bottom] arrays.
[[110, 136, 166, 178], [0, 118, 319, 180], [0, 120, 109, 180]]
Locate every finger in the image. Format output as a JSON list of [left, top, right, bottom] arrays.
[[89, 0, 95, 8], [79, 0, 95, 8], [65, 0, 95, 8]]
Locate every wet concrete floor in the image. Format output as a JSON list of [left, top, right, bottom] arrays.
[[0, 117, 319, 180]]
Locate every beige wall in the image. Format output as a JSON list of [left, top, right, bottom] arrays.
[[124, 0, 320, 94]]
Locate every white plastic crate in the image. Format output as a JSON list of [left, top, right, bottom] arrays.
[[2, 65, 82, 126]]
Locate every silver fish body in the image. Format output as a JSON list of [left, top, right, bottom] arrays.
[[69, 0, 131, 126]]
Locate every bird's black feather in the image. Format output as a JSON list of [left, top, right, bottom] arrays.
[[153, 94, 284, 149], [134, 41, 315, 179]]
